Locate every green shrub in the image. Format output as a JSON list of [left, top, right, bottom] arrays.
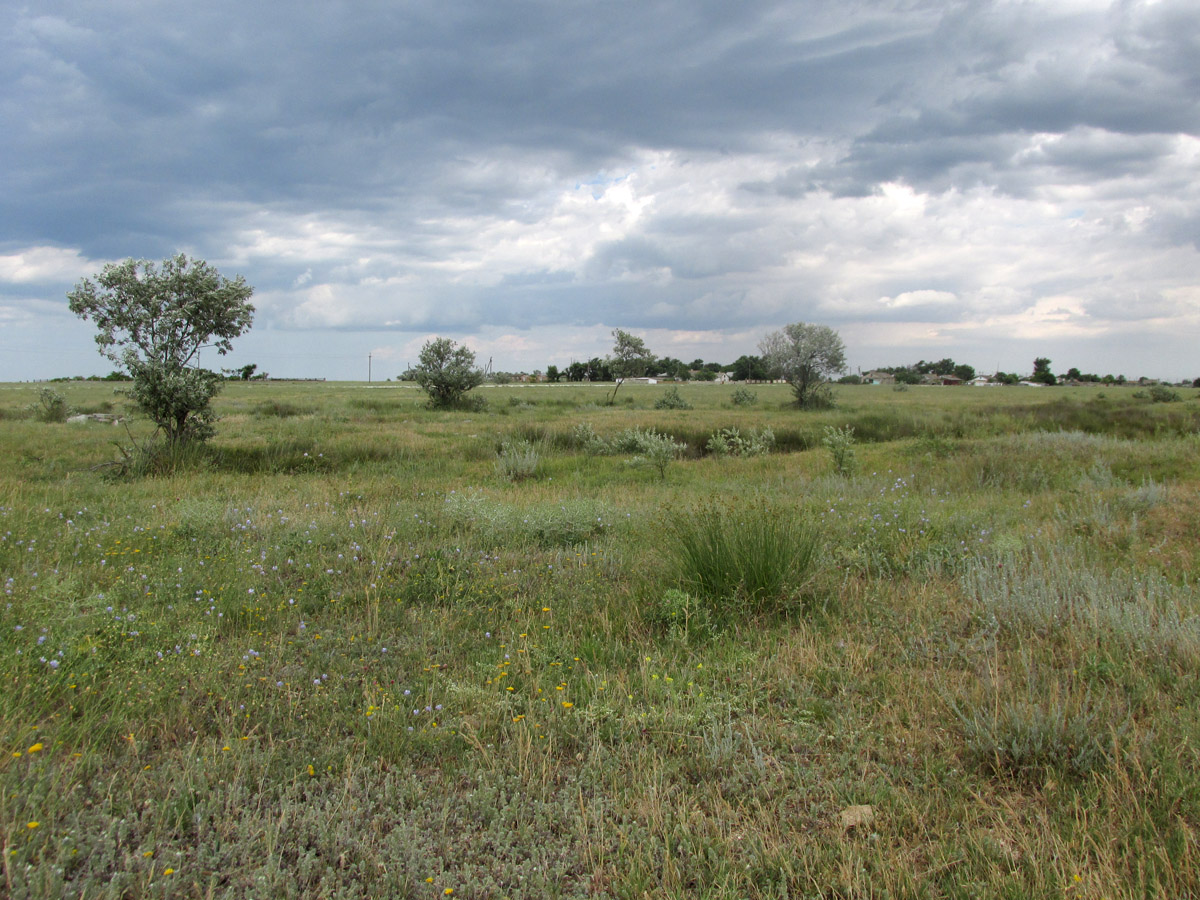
[[1149, 384, 1181, 403], [571, 422, 609, 455], [625, 429, 686, 480], [731, 387, 758, 406], [34, 388, 71, 423], [654, 387, 692, 410], [663, 499, 817, 616], [645, 588, 714, 643], [705, 426, 775, 457], [822, 424, 857, 476]]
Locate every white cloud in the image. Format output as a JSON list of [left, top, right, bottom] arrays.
[[0, 247, 99, 284], [880, 290, 958, 309]]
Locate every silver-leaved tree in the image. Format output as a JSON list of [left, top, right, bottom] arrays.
[[759, 322, 847, 408], [68, 254, 255, 444]]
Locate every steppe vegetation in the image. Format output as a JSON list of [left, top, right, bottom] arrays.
[[2, 379, 1199, 899]]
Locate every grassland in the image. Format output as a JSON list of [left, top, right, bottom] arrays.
[[2, 379, 1199, 899]]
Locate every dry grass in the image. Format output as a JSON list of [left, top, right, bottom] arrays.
[[0, 379, 1197, 898]]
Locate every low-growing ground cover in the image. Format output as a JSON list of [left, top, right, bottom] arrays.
[[1, 380, 1198, 898]]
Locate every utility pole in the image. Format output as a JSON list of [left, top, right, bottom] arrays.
[[368, 354, 372, 383]]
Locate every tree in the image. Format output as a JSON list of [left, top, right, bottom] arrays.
[[654, 357, 690, 380], [67, 254, 254, 445], [545, 364, 561, 383], [585, 357, 613, 382], [411, 337, 484, 408], [953, 364, 976, 382], [606, 329, 654, 404], [759, 322, 847, 408], [730, 354, 768, 382], [1032, 357, 1056, 386]]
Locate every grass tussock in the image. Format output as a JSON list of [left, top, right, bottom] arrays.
[[662, 498, 818, 615]]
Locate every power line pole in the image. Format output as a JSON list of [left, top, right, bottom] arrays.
[[368, 354, 372, 383]]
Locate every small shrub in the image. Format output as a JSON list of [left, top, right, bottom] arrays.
[[626, 429, 686, 480], [34, 388, 70, 423], [571, 422, 610, 456], [705, 426, 775, 457], [822, 424, 857, 476], [654, 386, 692, 410], [573, 424, 686, 477], [663, 499, 818, 617], [1148, 384, 1181, 403], [948, 666, 1120, 782], [645, 589, 713, 643], [495, 439, 541, 481], [731, 387, 758, 407]]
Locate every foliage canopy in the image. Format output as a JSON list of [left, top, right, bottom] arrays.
[[411, 337, 485, 408], [759, 322, 847, 408], [606, 329, 655, 403], [67, 254, 254, 444]]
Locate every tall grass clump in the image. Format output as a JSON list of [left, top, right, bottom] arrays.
[[662, 499, 817, 617]]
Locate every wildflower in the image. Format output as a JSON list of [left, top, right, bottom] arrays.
[[164, 868, 175, 875], [27, 821, 39, 829], [28, 743, 43, 753]]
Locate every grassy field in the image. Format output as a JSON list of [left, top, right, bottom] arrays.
[[2, 379, 1199, 899]]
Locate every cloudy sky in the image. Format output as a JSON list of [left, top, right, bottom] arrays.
[[2, 0, 1198, 381]]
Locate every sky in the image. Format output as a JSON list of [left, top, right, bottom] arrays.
[[2, 0, 1198, 382]]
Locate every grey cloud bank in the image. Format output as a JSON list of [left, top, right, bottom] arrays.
[[2, 0, 1198, 381]]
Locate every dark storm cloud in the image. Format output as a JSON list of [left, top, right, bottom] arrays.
[[1, 0, 940, 251]]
